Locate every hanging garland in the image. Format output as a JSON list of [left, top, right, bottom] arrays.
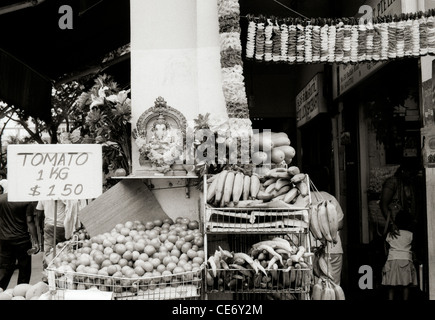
[[217, 0, 250, 120], [245, 10, 435, 64], [216, 0, 253, 166]]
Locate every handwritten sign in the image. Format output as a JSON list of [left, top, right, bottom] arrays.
[[7, 144, 103, 202], [296, 73, 327, 127]]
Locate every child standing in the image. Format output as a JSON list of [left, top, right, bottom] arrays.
[[381, 210, 418, 300]]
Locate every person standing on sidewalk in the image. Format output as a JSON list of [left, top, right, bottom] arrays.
[[35, 199, 81, 277], [381, 210, 418, 300], [0, 192, 39, 290]]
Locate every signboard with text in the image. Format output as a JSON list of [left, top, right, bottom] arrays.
[[335, 61, 386, 98], [296, 73, 327, 127], [7, 144, 103, 202]]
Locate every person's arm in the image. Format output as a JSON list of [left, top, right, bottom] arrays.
[[26, 203, 40, 254], [34, 204, 45, 252], [326, 194, 344, 230], [380, 179, 401, 237], [379, 182, 395, 221]]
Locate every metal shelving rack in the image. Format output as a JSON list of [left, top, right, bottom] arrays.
[[201, 174, 314, 300]]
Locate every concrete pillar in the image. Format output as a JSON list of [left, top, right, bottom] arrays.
[[129, 0, 230, 221]]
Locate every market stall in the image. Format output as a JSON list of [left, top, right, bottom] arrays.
[[4, 0, 435, 302]]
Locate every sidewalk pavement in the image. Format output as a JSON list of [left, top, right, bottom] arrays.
[[6, 252, 45, 290]]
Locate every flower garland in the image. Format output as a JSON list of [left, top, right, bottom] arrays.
[[217, 0, 250, 120], [245, 10, 435, 64]]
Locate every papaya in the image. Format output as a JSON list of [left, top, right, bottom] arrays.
[[273, 145, 296, 164], [271, 132, 291, 147], [252, 132, 274, 151], [251, 151, 268, 165], [25, 281, 49, 300], [271, 148, 286, 164], [12, 283, 33, 298]]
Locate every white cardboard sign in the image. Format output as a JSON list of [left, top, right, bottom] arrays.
[[7, 144, 103, 202]]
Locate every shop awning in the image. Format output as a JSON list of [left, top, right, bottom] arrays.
[[0, 0, 131, 122]]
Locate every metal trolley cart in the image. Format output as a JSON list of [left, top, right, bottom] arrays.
[[46, 236, 204, 300], [202, 174, 314, 300]]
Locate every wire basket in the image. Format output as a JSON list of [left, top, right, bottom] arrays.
[[204, 233, 313, 296], [46, 240, 204, 300], [205, 267, 311, 294], [204, 207, 310, 234], [203, 174, 311, 234]]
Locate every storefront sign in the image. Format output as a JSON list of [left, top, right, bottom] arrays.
[[296, 73, 327, 127], [371, 0, 402, 17], [336, 61, 385, 98], [7, 144, 103, 202]]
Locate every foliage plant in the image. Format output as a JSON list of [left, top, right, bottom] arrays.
[[73, 74, 132, 175]]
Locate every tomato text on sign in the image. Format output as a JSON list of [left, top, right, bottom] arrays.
[[18, 152, 89, 167], [17, 152, 90, 198]]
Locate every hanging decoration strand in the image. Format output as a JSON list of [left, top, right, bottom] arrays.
[[244, 9, 435, 65]]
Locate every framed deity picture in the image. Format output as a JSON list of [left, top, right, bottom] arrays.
[[133, 97, 187, 175]]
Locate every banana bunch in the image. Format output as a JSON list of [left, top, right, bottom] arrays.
[[255, 167, 310, 207], [312, 250, 335, 281], [206, 169, 261, 207], [206, 238, 313, 292], [311, 247, 345, 300], [309, 199, 339, 244], [206, 247, 266, 291], [206, 166, 311, 209], [311, 277, 345, 300]]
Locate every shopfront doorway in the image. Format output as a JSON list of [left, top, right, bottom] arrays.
[[337, 57, 428, 300]]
